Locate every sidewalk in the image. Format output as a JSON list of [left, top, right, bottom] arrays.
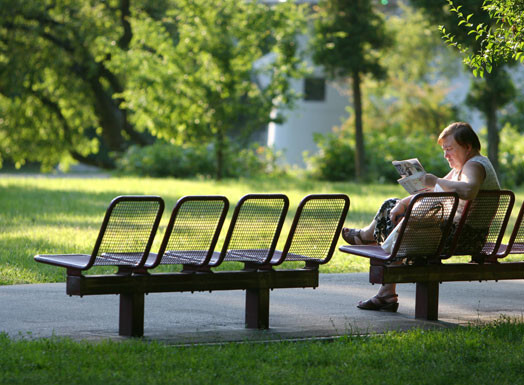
[[1, 273, 523, 344]]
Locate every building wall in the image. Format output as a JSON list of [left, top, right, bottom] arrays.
[[268, 77, 350, 167]]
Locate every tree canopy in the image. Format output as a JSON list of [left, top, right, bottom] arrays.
[[114, 0, 307, 179], [0, 0, 307, 177], [441, 0, 524, 76], [411, 0, 516, 175]]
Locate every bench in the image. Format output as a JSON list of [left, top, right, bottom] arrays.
[[491, 200, 524, 259], [340, 190, 520, 321], [35, 193, 349, 337]]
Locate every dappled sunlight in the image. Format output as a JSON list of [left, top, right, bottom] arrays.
[[1, 225, 99, 252], [321, 253, 370, 273], [1, 176, 523, 284], [0, 264, 43, 285]]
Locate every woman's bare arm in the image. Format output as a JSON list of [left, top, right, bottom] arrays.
[[433, 161, 486, 200]]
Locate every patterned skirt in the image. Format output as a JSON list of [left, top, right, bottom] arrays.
[[372, 198, 400, 244]]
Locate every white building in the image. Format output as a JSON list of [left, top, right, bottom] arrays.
[[267, 70, 350, 168]]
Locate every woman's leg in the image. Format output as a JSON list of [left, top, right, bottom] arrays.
[[358, 221, 377, 242], [342, 198, 400, 245], [342, 220, 377, 244], [376, 283, 397, 299], [354, 198, 402, 310]]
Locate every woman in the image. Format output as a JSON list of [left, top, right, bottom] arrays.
[[342, 122, 500, 312]]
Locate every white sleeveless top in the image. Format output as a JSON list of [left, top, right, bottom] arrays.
[[434, 154, 500, 217], [467, 155, 500, 190]]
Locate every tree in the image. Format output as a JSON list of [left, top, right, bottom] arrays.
[[363, 3, 460, 154], [442, 0, 524, 74], [113, 0, 307, 180], [0, 0, 157, 170], [0, 0, 307, 178], [310, 0, 390, 181], [307, 3, 459, 182], [411, 0, 516, 175]]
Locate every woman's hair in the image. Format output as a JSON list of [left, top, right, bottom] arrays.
[[437, 122, 481, 151]]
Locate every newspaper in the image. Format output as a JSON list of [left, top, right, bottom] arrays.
[[392, 158, 432, 195]]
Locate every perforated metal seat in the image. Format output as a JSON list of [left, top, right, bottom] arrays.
[[34, 196, 164, 274], [214, 194, 289, 267], [446, 190, 514, 262], [270, 194, 349, 268], [494, 200, 524, 258], [340, 192, 459, 264], [144, 195, 229, 271]]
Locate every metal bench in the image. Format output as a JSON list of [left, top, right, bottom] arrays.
[[35, 193, 349, 337], [268, 193, 350, 268], [214, 193, 290, 267], [492, 200, 524, 259], [34, 196, 165, 275], [340, 190, 517, 321], [212, 193, 349, 328], [144, 195, 230, 272]]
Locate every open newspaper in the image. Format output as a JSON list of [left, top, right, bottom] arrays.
[[392, 158, 432, 195]]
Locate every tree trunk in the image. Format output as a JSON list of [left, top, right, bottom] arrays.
[[485, 75, 499, 177], [89, 76, 126, 154], [215, 128, 225, 180], [352, 70, 365, 181]]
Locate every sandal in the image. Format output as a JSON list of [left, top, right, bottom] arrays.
[[342, 228, 376, 245], [357, 294, 399, 312]]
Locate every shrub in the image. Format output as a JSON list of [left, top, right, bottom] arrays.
[[305, 132, 355, 181], [223, 143, 286, 178], [489, 124, 524, 188], [306, 125, 449, 183], [116, 141, 285, 179], [116, 142, 215, 178]]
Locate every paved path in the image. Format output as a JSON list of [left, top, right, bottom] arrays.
[[1, 273, 523, 344]]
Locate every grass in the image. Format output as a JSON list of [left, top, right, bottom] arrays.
[[2, 175, 524, 384], [1, 317, 524, 384], [1, 175, 523, 285]]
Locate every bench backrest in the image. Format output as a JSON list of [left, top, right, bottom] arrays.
[[447, 190, 514, 259], [212, 194, 289, 267], [147, 195, 229, 269], [495, 201, 524, 258], [271, 194, 350, 266], [89, 196, 164, 269], [389, 192, 459, 263], [508, 201, 524, 255]]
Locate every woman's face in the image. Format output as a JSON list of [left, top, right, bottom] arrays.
[[441, 135, 471, 170]]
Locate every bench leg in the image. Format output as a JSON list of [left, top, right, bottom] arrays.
[[415, 281, 439, 320], [245, 288, 270, 329], [119, 292, 145, 337]]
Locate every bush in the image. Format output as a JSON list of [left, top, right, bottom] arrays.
[[305, 132, 355, 181], [307, 122, 524, 188], [116, 141, 285, 179], [222, 143, 285, 178], [490, 124, 524, 188], [116, 142, 215, 178], [306, 125, 449, 183]]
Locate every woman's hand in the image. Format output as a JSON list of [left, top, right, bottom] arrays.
[[390, 200, 407, 226], [424, 173, 439, 188]]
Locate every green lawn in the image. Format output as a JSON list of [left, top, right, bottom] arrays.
[[2, 175, 524, 384], [2, 317, 524, 384], [1, 175, 523, 285]]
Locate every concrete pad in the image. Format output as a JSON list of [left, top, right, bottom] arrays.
[[1, 273, 523, 344]]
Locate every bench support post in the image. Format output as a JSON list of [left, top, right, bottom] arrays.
[[415, 281, 439, 320], [119, 292, 145, 337], [245, 288, 269, 329]]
